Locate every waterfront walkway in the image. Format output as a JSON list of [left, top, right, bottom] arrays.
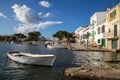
[[68, 43, 119, 52]]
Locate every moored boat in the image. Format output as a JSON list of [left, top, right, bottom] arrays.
[[45, 42, 67, 49], [47, 44, 54, 49], [7, 52, 56, 66]]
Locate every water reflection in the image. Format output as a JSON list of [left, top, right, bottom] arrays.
[[0, 43, 74, 80], [1, 43, 120, 80], [5, 59, 65, 80], [72, 51, 120, 69]]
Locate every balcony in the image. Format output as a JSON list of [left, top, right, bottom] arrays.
[[106, 30, 119, 39], [103, 33, 106, 37]]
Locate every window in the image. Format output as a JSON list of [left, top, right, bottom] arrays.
[[98, 27, 100, 34], [91, 20, 96, 27], [98, 39, 100, 43], [110, 10, 116, 18], [109, 28, 111, 33], [92, 30, 95, 37], [114, 24, 117, 36], [102, 25, 105, 33]]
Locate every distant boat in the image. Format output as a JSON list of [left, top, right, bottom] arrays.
[[46, 44, 54, 49], [45, 41, 67, 49], [7, 52, 56, 66]]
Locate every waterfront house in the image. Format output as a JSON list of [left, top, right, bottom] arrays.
[[97, 20, 107, 48], [75, 25, 90, 46], [106, 3, 120, 49], [90, 11, 107, 47], [75, 27, 83, 45], [82, 26, 90, 46]]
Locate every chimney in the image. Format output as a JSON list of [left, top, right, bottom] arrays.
[[107, 7, 111, 11]]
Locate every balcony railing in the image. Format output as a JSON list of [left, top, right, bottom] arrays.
[[106, 30, 119, 39], [103, 33, 107, 37]]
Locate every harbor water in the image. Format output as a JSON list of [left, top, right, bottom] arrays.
[[0, 43, 76, 80], [0, 43, 119, 80]]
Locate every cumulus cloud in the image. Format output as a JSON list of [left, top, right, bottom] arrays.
[[39, 1, 51, 8], [12, 4, 63, 35], [0, 12, 7, 18], [12, 4, 40, 23], [13, 21, 63, 34], [37, 21, 62, 29], [13, 24, 39, 34], [38, 12, 52, 18], [43, 12, 52, 18], [38, 12, 43, 16]]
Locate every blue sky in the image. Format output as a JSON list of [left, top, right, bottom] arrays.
[[0, 0, 120, 38]]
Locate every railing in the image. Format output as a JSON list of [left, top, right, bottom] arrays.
[[106, 30, 119, 39], [103, 33, 107, 37], [107, 31, 115, 36]]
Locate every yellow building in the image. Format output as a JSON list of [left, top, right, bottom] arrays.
[[106, 3, 120, 49]]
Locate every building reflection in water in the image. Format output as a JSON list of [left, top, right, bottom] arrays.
[[72, 51, 120, 69]]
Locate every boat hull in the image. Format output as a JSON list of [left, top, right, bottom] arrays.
[[47, 45, 54, 49], [7, 52, 56, 66]]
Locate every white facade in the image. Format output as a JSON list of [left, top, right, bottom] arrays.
[[75, 26, 90, 46], [81, 26, 90, 46], [75, 11, 107, 47], [74, 27, 83, 44], [96, 21, 107, 47], [90, 12, 107, 46]]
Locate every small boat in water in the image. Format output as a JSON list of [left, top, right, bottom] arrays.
[[7, 52, 56, 66], [47, 44, 54, 49], [45, 42, 67, 49]]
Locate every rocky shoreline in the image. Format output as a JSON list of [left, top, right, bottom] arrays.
[[64, 67, 120, 80], [63, 43, 120, 80]]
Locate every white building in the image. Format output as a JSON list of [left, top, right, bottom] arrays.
[[82, 26, 91, 46], [90, 11, 107, 46], [75, 26, 90, 46], [74, 27, 83, 44], [96, 20, 107, 47]]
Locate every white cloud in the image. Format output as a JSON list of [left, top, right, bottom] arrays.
[[13, 21, 63, 34], [43, 12, 52, 18], [13, 24, 39, 34], [39, 1, 51, 8], [38, 12, 43, 16], [12, 4, 63, 35], [37, 21, 63, 29], [12, 4, 40, 23], [38, 12, 52, 18], [0, 12, 7, 18]]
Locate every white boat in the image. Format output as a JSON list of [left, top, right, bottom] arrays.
[[45, 41, 54, 49], [47, 44, 54, 49], [7, 52, 56, 66], [46, 42, 67, 49]]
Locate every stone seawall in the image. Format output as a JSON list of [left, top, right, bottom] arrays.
[[64, 67, 120, 80], [64, 43, 120, 80]]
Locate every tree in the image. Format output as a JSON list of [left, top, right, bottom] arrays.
[[67, 32, 75, 38], [13, 33, 27, 39], [28, 31, 41, 41], [3, 36, 10, 42], [53, 30, 75, 42], [53, 30, 68, 39], [0, 35, 3, 42]]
